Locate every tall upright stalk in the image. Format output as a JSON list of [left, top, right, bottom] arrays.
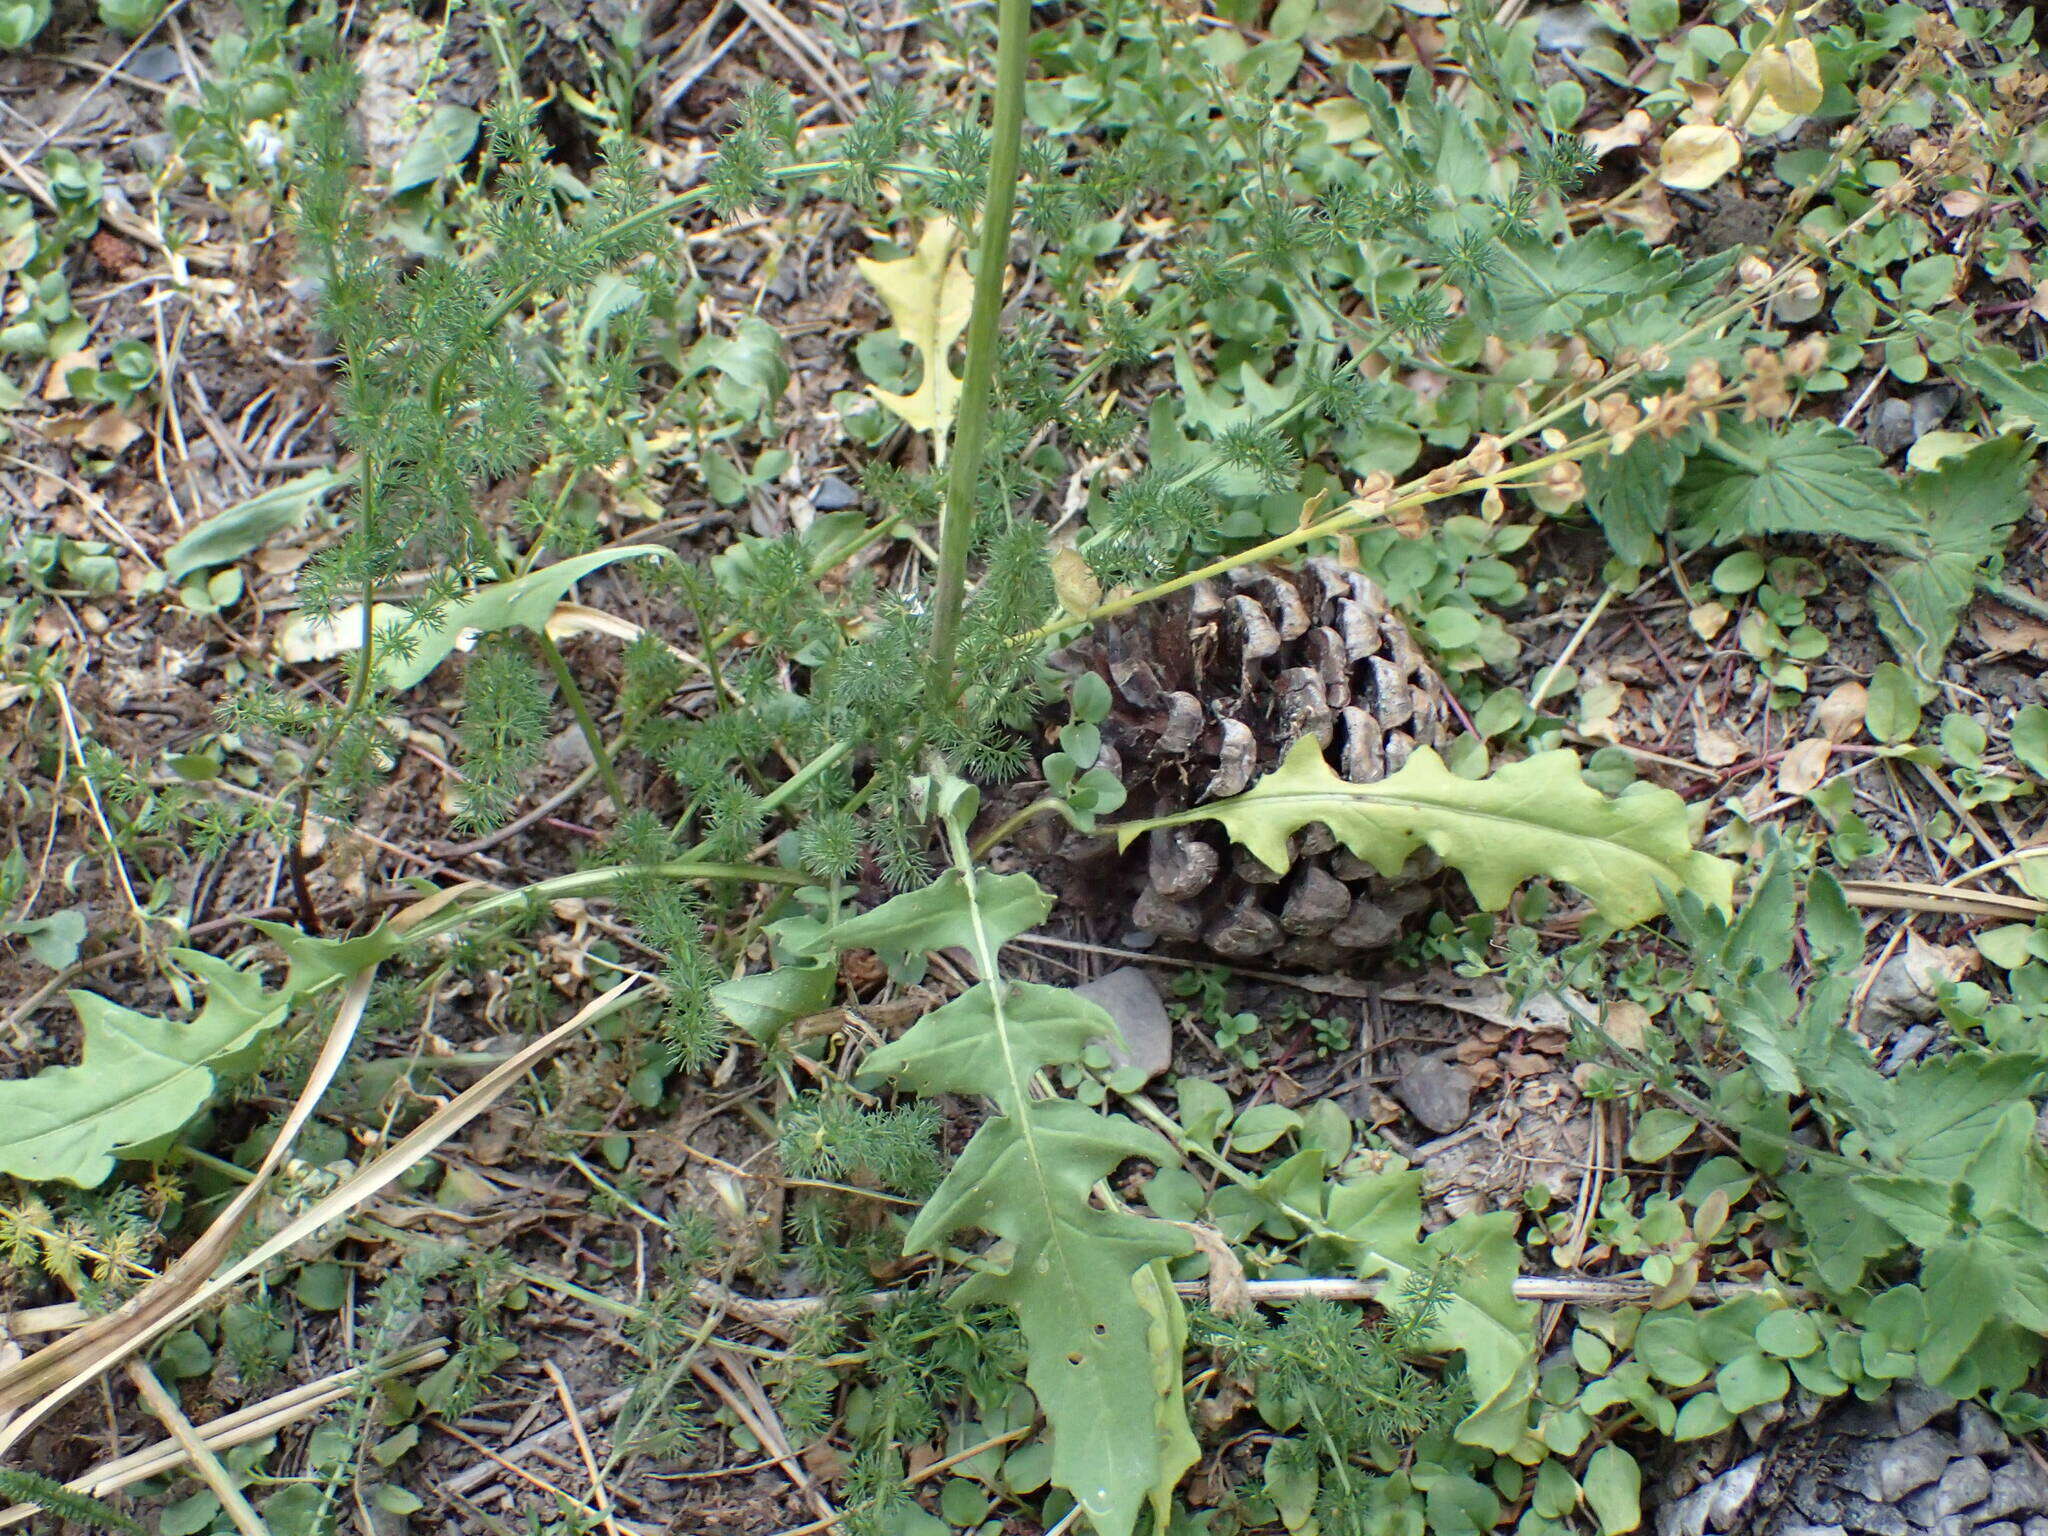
[[926, 0, 1031, 698]]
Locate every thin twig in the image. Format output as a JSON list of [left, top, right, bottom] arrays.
[[543, 1361, 626, 1536], [124, 1361, 271, 1536]]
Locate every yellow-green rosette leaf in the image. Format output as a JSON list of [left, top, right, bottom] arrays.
[[1119, 739, 1733, 927]]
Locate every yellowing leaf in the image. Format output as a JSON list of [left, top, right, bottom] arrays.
[[856, 221, 975, 462], [1658, 124, 1742, 191], [1311, 98, 1376, 145], [1757, 38, 1824, 116], [1050, 547, 1102, 615], [1119, 738, 1734, 927]]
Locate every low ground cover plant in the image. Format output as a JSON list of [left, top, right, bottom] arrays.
[[3, 0, 2048, 1532]]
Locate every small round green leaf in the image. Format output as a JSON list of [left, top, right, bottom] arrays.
[[1865, 663, 1922, 744], [1626, 1108, 1696, 1163], [1582, 1445, 1642, 1535], [1716, 1351, 1791, 1413], [1756, 1309, 1821, 1359]]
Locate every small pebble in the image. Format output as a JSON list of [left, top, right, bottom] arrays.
[[1072, 968, 1173, 1083], [1868, 397, 1918, 457], [1927, 1455, 1989, 1521], [1393, 1053, 1475, 1134], [1892, 1382, 1956, 1434], [127, 44, 186, 82], [1982, 1459, 2048, 1521], [1534, 2, 1607, 51], [812, 475, 860, 510]]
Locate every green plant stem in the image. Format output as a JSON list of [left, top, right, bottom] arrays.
[[535, 628, 628, 808], [926, 0, 1031, 698], [443, 496, 628, 813], [404, 859, 806, 947], [969, 795, 1062, 859]]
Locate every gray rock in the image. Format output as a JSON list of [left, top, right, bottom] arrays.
[[128, 44, 186, 82], [1980, 1460, 2048, 1521], [1959, 1401, 2011, 1457], [2024, 1519, 2048, 1536], [1880, 1023, 1937, 1072], [1535, 2, 1607, 51], [1777, 1527, 1847, 1536], [1205, 897, 1283, 960], [1982, 1524, 2023, 1536], [1893, 1383, 1957, 1434], [1869, 397, 1919, 457], [1280, 867, 1351, 935], [1074, 968, 1173, 1083], [1652, 1480, 1711, 1536], [1703, 1458, 1763, 1525], [1843, 1501, 1918, 1536], [812, 475, 860, 510], [1876, 1426, 1958, 1501], [1912, 384, 1959, 437], [1131, 886, 1204, 942], [1912, 1456, 1988, 1522], [1393, 1053, 1475, 1134]]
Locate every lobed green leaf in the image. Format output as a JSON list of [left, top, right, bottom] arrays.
[[1118, 738, 1734, 928]]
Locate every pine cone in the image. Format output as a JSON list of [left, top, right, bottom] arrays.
[[1056, 557, 1449, 968]]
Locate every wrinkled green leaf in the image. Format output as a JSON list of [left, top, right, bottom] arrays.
[[1952, 343, 2048, 439], [1584, 436, 1684, 569], [1871, 436, 2034, 688], [1677, 419, 1920, 548], [1484, 229, 1684, 341], [1362, 1212, 1537, 1453], [1119, 738, 1733, 928], [848, 831, 1194, 1536], [828, 868, 1052, 979], [1871, 1052, 2048, 1185]]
